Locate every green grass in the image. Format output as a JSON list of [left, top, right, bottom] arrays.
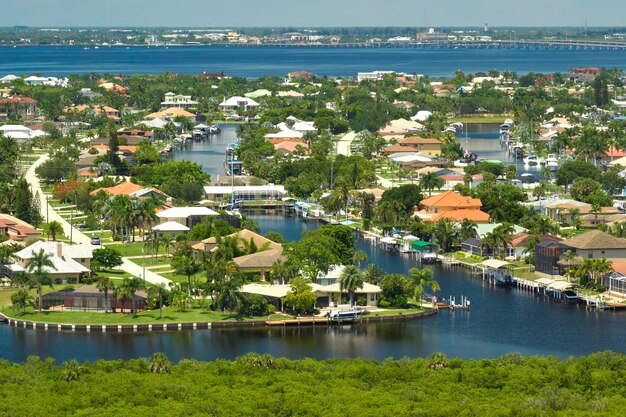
[[365, 307, 427, 317], [130, 256, 171, 267], [104, 242, 169, 257], [93, 269, 135, 281], [160, 272, 202, 284], [5, 306, 288, 324]]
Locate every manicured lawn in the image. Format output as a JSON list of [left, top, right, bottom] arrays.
[[365, 307, 427, 317], [104, 242, 169, 257], [6, 306, 288, 324], [160, 272, 204, 285], [93, 269, 135, 281], [130, 255, 171, 267]]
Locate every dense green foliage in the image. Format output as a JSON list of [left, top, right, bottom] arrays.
[[2, 352, 626, 416]]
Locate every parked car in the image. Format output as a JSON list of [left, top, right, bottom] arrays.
[[90, 236, 101, 245]]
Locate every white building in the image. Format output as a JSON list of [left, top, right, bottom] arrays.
[[156, 206, 219, 228], [152, 221, 190, 238], [160, 92, 198, 109], [0, 124, 47, 142], [219, 96, 259, 112], [7, 241, 93, 283], [23, 75, 69, 87], [204, 185, 286, 202], [0, 74, 19, 84]]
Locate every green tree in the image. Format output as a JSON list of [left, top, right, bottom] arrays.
[[408, 267, 440, 303], [420, 172, 445, 196], [283, 277, 316, 315], [149, 283, 170, 319], [11, 288, 33, 314], [92, 247, 123, 271], [171, 244, 201, 295], [431, 218, 458, 253], [148, 352, 172, 374], [96, 277, 115, 313], [339, 265, 364, 306], [43, 220, 64, 241], [26, 249, 56, 313]]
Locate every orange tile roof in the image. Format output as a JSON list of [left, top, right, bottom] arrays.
[[420, 191, 482, 209], [77, 169, 98, 177], [274, 141, 308, 153], [383, 144, 416, 153], [90, 181, 144, 196], [432, 209, 490, 223], [90, 144, 138, 153]]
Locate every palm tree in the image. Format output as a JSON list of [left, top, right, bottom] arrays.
[[113, 278, 141, 314], [352, 250, 368, 267], [363, 263, 385, 285], [339, 265, 364, 306], [10, 289, 33, 314], [458, 219, 478, 242], [409, 267, 440, 303], [148, 352, 171, 374], [11, 271, 31, 289], [171, 245, 201, 295], [590, 204, 602, 228], [44, 220, 64, 241], [27, 249, 56, 313], [150, 283, 169, 319], [431, 218, 458, 253], [96, 277, 115, 313], [420, 172, 445, 196]]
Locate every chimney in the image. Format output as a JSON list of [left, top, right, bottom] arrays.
[[56, 242, 63, 258]]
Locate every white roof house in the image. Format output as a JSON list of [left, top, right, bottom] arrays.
[[23, 75, 69, 87], [219, 96, 259, 112], [151, 221, 190, 236], [204, 185, 286, 202], [0, 124, 34, 142], [0, 74, 18, 83], [161, 92, 198, 109], [8, 241, 93, 281], [157, 206, 219, 220], [264, 128, 304, 139], [411, 110, 433, 122]]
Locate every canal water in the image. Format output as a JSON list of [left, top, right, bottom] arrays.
[[1, 125, 624, 363]]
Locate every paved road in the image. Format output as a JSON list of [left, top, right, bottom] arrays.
[[25, 155, 171, 286], [336, 131, 355, 156]]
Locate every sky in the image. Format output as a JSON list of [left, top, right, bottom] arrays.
[[3, 0, 626, 28]]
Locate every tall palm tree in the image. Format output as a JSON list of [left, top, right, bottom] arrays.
[[458, 219, 478, 242], [409, 267, 440, 303], [420, 172, 445, 196], [149, 283, 169, 319], [113, 278, 142, 314], [27, 249, 56, 313], [96, 277, 115, 313], [44, 221, 64, 241], [171, 244, 201, 295], [363, 263, 385, 285], [339, 265, 364, 306]]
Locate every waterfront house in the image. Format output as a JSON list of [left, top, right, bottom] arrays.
[[0, 95, 37, 121], [156, 206, 219, 228], [203, 185, 286, 203], [0, 74, 18, 83], [562, 230, 626, 260], [160, 92, 198, 109], [6, 241, 92, 284], [417, 191, 489, 223], [219, 96, 259, 113], [239, 282, 382, 310], [0, 213, 40, 242], [232, 248, 285, 281], [506, 233, 562, 260]]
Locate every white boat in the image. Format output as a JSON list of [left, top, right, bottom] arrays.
[[523, 154, 539, 166], [325, 307, 365, 321], [545, 154, 559, 168]]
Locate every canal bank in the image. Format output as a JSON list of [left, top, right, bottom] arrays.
[[0, 309, 436, 333]]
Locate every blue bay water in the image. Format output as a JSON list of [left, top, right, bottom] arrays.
[[2, 45, 626, 77]]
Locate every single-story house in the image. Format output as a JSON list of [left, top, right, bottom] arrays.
[[156, 206, 219, 228], [7, 241, 93, 283], [152, 221, 190, 238], [0, 213, 40, 242]]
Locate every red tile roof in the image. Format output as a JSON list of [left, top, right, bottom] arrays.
[[420, 191, 482, 209]]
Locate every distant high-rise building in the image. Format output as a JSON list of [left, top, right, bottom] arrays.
[[484, 23, 489, 33]]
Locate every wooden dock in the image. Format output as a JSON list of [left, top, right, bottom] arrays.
[[265, 317, 330, 326]]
